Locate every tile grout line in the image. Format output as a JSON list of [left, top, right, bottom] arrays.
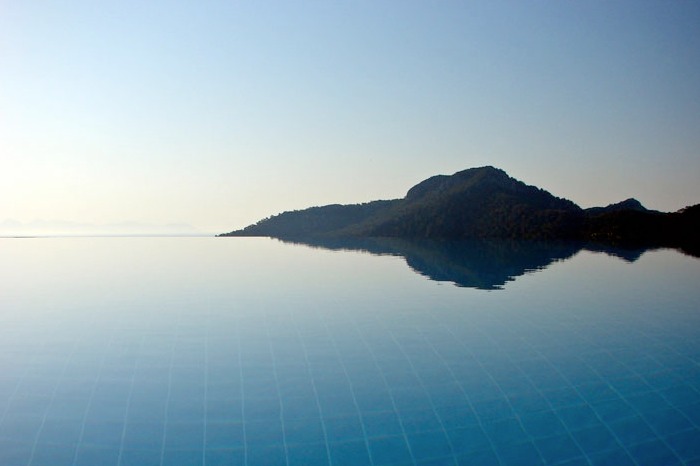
[[294, 309, 333, 466], [71, 323, 119, 465], [237, 319, 248, 466], [266, 308, 290, 466], [324, 316, 375, 466], [116, 334, 145, 466], [202, 302, 210, 466], [158, 312, 180, 466], [27, 334, 81, 466]]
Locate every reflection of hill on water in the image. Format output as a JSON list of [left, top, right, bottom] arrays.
[[280, 237, 664, 290], [280, 237, 585, 290]]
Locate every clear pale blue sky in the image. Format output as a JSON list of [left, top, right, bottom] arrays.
[[2, 1, 699, 233]]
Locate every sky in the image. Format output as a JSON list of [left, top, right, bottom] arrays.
[[2, 1, 700, 234]]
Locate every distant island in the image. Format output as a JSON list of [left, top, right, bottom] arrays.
[[219, 166, 699, 256]]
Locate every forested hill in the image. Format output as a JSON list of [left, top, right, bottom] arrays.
[[223, 200, 398, 238], [219, 166, 699, 255]]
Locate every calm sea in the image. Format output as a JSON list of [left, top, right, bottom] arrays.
[[1, 237, 699, 465]]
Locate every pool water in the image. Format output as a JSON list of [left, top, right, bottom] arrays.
[[1, 237, 699, 465]]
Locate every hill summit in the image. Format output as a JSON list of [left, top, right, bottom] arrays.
[[219, 166, 698, 254]]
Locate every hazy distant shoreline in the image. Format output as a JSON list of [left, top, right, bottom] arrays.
[[0, 234, 215, 239]]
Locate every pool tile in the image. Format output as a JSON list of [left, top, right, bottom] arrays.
[[284, 417, 326, 445], [680, 401, 700, 425], [362, 410, 404, 438], [43, 396, 91, 421], [399, 409, 444, 433], [608, 376, 653, 396], [541, 387, 586, 409], [446, 425, 492, 454], [166, 398, 205, 419], [324, 414, 365, 442], [368, 434, 414, 465], [425, 383, 468, 408], [416, 456, 457, 466], [354, 389, 395, 413], [578, 381, 619, 404], [494, 440, 542, 466], [392, 386, 432, 411], [661, 385, 700, 409], [627, 438, 681, 465], [206, 397, 243, 422], [122, 421, 164, 450], [81, 420, 125, 447], [590, 398, 637, 423], [282, 395, 322, 419], [329, 439, 372, 465], [508, 390, 552, 415], [472, 398, 516, 423], [407, 429, 454, 460], [203, 447, 245, 466], [245, 418, 285, 446], [92, 379, 132, 402], [624, 391, 671, 413], [0, 439, 32, 465], [583, 357, 634, 380], [607, 415, 658, 447], [205, 421, 245, 448], [665, 429, 700, 462], [34, 418, 83, 446], [164, 421, 204, 450], [534, 433, 585, 464], [384, 369, 424, 389], [641, 406, 693, 436], [553, 358, 599, 383], [454, 447, 500, 465], [313, 378, 351, 400], [207, 380, 243, 400], [519, 410, 568, 439], [245, 443, 287, 464], [556, 404, 602, 431], [529, 370, 570, 391], [496, 375, 539, 398], [317, 392, 358, 417], [0, 414, 44, 441], [435, 406, 480, 429], [74, 444, 120, 466], [570, 424, 621, 455], [242, 382, 278, 401], [29, 443, 77, 465], [244, 397, 282, 420], [161, 448, 204, 465], [481, 417, 528, 445], [459, 378, 503, 402], [286, 442, 330, 465], [85, 398, 129, 422], [643, 370, 686, 391], [587, 448, 637, 466]]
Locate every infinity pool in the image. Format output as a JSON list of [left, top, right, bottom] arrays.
[[1, 237, 699, 465]]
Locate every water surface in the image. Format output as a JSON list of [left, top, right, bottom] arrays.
[[1, 237, 699, 465]]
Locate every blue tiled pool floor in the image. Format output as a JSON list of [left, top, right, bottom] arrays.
[[1, 299, 699, 466], [1, 239, 699, 465]]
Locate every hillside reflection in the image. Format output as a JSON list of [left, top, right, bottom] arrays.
[[280, 237, 651, 290]]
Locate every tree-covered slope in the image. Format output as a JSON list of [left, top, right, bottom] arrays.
[[221, 200, 396, 237], [338, 166, 583, 239]]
